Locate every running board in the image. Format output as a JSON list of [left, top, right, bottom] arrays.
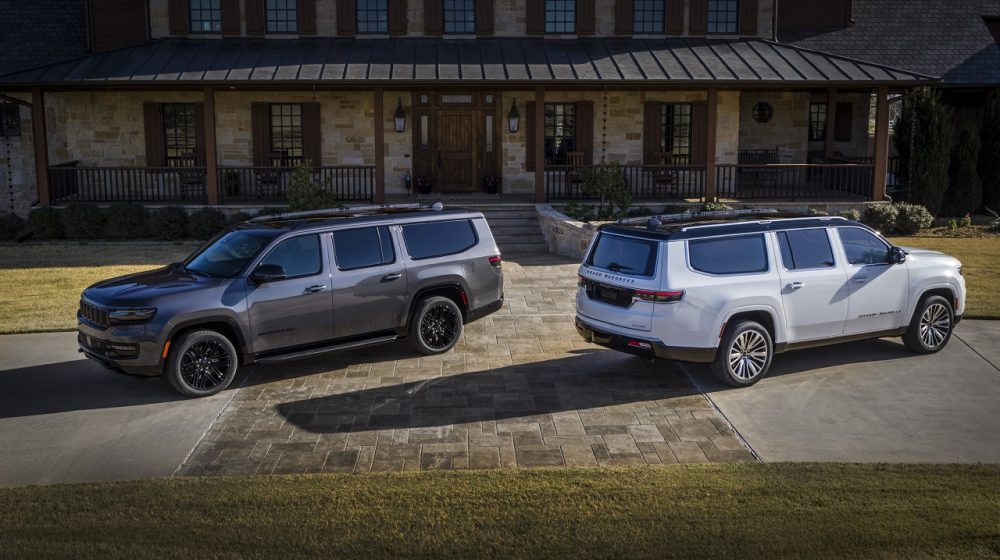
[[254, 335, 399, 363]]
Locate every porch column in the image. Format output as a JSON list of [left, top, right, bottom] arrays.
[[30, 87, 50, 206], [704, 87, 718, 202], [203, 87, 219, 205], [824, 88, 837, 160], [373, 87, 386, 204], [533, 86, 545, 203], [872, 86, 890, 201]]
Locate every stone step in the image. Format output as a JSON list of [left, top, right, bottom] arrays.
[[489, 226, 543, 236], [495, 237, 547, 247], [497, 242, 551, 253], [481, 212, 540, 221]]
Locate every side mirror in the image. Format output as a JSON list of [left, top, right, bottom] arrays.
[[251, 263, 286, 283], [890, 246, 907, 264]]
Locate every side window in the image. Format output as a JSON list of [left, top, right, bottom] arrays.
[[689, 234, 768, 275], [776, 229, 835, 270], [402, 220, 478, 260], [260, 234, 322, 278], [333, 226, 395, 270], [838, 227, 891, 266]]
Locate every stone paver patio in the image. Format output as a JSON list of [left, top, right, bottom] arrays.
[[177, 253, 753, 476]]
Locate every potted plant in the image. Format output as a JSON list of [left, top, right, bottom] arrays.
[[223, 169, 240, 196], [415, 175, 432, 195], [482, 175, 500, 194]]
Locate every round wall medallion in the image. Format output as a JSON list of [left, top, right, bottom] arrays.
[[752, 102, 774, 123]]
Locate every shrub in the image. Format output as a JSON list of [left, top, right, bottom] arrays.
[[27, 207, 64, 239], [702, 202, 733, 212], [562, 202, 595, 222], [807, 208, 828, 216], [287, 161, 338, 212], [63, 204, 107, 239], [104, 204, 148, 239], [187, 208, 228, 239], [894, 203, 934, 235], [947, 219, 958, 230], [838, 209, 861, 221], [149, 206, 189, 240], [960, 213, 973, 228], [0, 213, 24, 241], [943, 127, 982, 217], [904, 88, 953, 215], [980, 90, 1000, 211], [862, 204, 898, 233], [578, 162, 631, 220]]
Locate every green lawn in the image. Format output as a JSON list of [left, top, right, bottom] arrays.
[[0, 465, 997, 559]]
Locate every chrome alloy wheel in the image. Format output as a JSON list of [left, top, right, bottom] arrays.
[[419, 303, 459, 350], [728, 330, 768, 381], [919, 302, 951, 349], [179, 340, 232, 391]]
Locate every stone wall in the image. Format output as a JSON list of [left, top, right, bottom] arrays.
[[500, 90, 533, 196], [738, 91, 809, 163], [382, 92, 413, 195], [149, 0, 169, 38], [1, 94, 37, 216], [536, 204, 597, 259], [494, 0, 527, 36]]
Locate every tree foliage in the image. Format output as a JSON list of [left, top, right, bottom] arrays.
[[287, 161, 338, 212], [943, 127, 982, 217], [904, 89, 952, 215], [578, 162, 632, 220], [980, 90, 1000, 211]]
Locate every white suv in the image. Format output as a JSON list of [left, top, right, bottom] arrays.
[[575, 211, 966, 387]]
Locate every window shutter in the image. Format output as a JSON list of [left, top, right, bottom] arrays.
[[665, 0, 683, 35], [251, 103, 272, 166], [424, 0, 442, 35], [526, 0, 544, 35], [299, 0, 318, 34], [389, 0, 407, 35], [525, 101, 536, 171], [143, 103, 165, 167], [168, 0, 189, 35], [246, 0, 265, 34], [193, 102, 206, 164], [739, 0, 758, 35], [643, 102, 661, 165], [834, 102, 852, 142], [576, 0, 595, 35], [337, 0, 356, 35], [614, 0, 632, 35], [688, 0, 707, 35], [476, 0, 494, 35], [221, 0, 241, 35], [301, 102, 322, 167], [690, 101, 708, 165], [575, 101, 594, 165]]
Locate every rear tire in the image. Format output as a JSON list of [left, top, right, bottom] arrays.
[[166, 330, 239, 398], [410, 296, 464, 355], [711, 321, 772, 387], [902, 295, 954, 354]]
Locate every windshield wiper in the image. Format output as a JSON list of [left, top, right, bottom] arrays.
[[607, 262, 634, 272]]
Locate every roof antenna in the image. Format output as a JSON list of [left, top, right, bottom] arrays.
[[646, 217, 661, 231], [431, 202, 444, 211]]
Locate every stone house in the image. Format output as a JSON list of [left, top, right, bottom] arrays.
[[6, 0, 989, 215]]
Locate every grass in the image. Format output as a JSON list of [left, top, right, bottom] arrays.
[[0, 242, 197, 334], [888, 236, 1000, 319], [0, 464, 997, 559]]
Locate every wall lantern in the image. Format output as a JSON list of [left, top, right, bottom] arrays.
[[393, 98, 406, 133], [508, 98, 520, 133]]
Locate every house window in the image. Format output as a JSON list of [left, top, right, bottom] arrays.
[[357, 0, 388, 33], [270, 104, 304, 162], [544, 103, 576, 165], [633, 0, 664, 34], [707, 0, 738, 34], [444, 0, 476, 33], [189, 0, 222, 33], [162, 104, 199, 167], [545, 0, 576, 33], [0, 104, 20, 138], [660, 103, 692, 164], [809, 102, 827, 141], [266, 0, 298, 33]]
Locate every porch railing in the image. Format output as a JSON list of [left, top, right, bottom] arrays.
[[217, 166, 374, 204], [833, 156, 903, 189], [49, 166, 208, 203], [545, 164, 706, 201], [715, 164, 873, 200]]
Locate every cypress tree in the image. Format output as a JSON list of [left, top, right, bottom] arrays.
[[907, 88, 952, 216], [943, 127, 982, 216], [980, 90, 1000, 211]]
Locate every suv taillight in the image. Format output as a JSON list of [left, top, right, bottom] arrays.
[[489, 255, 502, 267], [633, 289, 684, 304]]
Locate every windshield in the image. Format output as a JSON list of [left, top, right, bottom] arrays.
[[184, 229, 281, 278], [586, 233, 659, 277]]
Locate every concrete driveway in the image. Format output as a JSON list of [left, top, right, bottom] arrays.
[[684, 320, 1000, 463], [0, 332, 235, 487]]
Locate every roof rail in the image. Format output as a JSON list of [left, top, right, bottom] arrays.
[[616, 208, 784, 227], [251, 202, 444, 222]]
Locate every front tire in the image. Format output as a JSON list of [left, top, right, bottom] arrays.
[[711, 321, 773, 387], [902, 295, 954, 354], [411, 296, 464, 355], [166, 330, 239, 398]]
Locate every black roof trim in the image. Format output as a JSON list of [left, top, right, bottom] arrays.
[[598, 215, 873, 242]]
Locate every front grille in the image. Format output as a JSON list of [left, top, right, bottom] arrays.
[[581, 278, 634, 308], [79, 299, 110, 328]]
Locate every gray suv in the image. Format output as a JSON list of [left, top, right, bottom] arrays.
[[77, 204, 504, 397]]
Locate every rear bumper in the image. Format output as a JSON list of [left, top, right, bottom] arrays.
[[575, 317, 716, 363], [467, 294, 504, 323]]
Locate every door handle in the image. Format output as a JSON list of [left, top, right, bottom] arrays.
[[304, 284, 327, 293], [788, 281, 804, 290], [851, 276, 869, 283], [381, 273, 402, 282]]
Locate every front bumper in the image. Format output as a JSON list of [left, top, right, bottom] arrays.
[[77, 321, 165, 376], [575, 317, 716, 363]]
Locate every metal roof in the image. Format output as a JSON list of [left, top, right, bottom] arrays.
[[0, 37, 937, 88]]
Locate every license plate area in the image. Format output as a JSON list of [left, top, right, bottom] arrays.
[[586, 281, 633, 308]]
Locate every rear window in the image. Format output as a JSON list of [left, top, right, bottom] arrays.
[[586, 233, 659, 277], [333, 226, 395, 271], [689, 234, 768, 275], [401, 220, 478, 260]]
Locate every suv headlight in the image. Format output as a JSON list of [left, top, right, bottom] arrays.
[[108, 308, 157, 324]]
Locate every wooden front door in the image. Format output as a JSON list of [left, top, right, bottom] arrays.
[[436, 111, 478, 192]]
